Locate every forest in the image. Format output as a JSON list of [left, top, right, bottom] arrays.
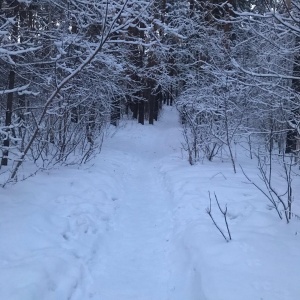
[[0, 0, 299, 186], [1, 1, 300, 299]]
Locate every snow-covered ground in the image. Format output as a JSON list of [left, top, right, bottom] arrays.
[[0, 106, 299, 300]]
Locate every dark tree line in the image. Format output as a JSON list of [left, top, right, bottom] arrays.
[[1, 0, 299, 184], [0, 0, 169, 183]]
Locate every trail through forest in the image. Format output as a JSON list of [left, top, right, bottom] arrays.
[[0, 107, 205, 300], [84, 107, 202, 300], [1, 107, 299, 300], [86, 110, 177, 299]]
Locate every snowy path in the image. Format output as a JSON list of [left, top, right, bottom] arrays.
[[83, 108, 191, 300], [87, 155, 173, 299]]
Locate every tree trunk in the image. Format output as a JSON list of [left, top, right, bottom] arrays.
[[1, 70, 15, 166], [149, 92, 154, 125], [1, 1, 19, 166], [132, 101, 138, 119], [286, 36, 300, 154], [110, 97, 121, 126], [138, 100, 144, 125]]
